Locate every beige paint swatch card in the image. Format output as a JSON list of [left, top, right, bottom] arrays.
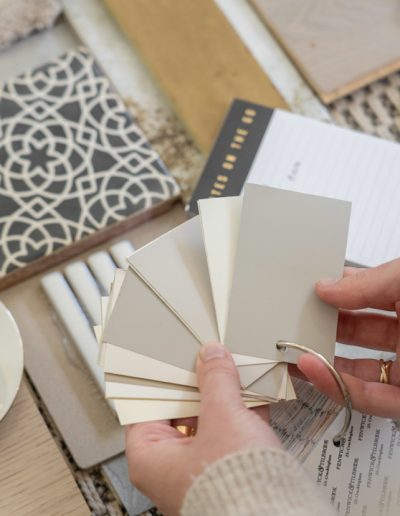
[[248, 363, 295, 399], [105, 374, 202, 402], [106, 269, 278, 370], [102, 343, 198, 387], [225, 184, 350, 364], [104, 373, 275, 403], [239, 362, 284, 390], [114, 399, 202, 425]]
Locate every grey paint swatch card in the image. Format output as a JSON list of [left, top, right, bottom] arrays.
[[103, 268, 200, 373], [225, 184, 351, 364], [128, 217, 219, 344]]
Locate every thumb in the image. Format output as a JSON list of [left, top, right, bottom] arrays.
[[196, 342, 244, 419]]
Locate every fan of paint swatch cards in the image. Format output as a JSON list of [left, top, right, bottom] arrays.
[[95, 184, 351, 425]]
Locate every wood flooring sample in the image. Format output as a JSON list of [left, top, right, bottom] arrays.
[[104, 0, 287, 153], [0, 380, 89, 515], [251, 0, 400, 103]]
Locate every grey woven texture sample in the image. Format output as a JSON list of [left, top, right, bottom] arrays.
[[329, 73, 400, 142]]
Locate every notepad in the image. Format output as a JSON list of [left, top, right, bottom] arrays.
[[189, 99, 400, 268]]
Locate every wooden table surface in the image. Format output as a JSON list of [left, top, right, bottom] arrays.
[[0, 379, 89, 516]]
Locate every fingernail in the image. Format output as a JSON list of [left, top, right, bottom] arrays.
[[200, 342, 226, 362], [317, 278, 338, 287]]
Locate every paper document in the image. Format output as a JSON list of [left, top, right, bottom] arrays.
[[304, 410, 400, 515]]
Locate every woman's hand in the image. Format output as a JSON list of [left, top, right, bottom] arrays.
[[125, 342, 281, 515], [298, 258, 400, 418]]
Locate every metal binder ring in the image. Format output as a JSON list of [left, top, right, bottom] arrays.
[[276, 340, 352, 447]]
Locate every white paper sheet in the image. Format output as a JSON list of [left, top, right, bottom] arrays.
[[247, 109, 400, 267]]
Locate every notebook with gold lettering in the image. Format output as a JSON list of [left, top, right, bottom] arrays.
[[188, 99, 400, 269]]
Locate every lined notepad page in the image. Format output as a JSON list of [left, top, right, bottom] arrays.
[[247, 110, 400, 267]]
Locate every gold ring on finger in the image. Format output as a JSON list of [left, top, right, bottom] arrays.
[[379, 359, 393, 384], [176, 425, 196, 437]]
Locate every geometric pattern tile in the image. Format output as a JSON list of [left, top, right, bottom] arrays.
[[0, 47, 180, 276]]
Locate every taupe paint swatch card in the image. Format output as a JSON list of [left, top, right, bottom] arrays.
[[103, 269, 200, 372], [128, 217, 218, 343], [225, 184, 350, 364]]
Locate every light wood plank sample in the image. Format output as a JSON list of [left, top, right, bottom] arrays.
[[103, 0, 287, 153], [251, 0, 400, 103], [0, 380, 89, 516]]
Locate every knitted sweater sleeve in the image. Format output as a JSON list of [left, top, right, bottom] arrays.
[[181, 447, 334, 516]]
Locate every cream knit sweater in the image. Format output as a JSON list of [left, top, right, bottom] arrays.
[[181, 447, 334, 516]]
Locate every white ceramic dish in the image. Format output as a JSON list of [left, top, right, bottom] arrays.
[[0, 301, 23, 421]]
